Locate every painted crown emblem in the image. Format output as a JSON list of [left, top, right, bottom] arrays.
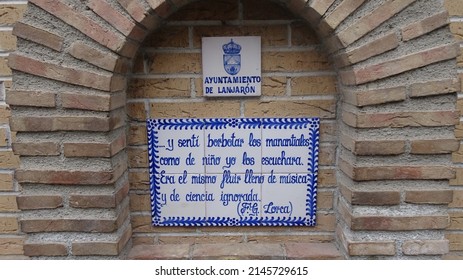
[[222, 39, 241, 54]]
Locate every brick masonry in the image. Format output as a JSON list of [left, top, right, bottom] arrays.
[[127, 0, 338, 250], [0, 0, 461, 259], [0, 1, 23, 258]]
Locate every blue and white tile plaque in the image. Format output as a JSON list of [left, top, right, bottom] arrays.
[[202, 36, 261, 97], [147, 118, 320, 226]]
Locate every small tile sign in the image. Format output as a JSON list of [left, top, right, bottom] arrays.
[[147, 118, 320, 226], [202, 36, 261, 97]]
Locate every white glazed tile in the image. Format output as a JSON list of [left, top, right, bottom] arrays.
[[205, 175, 261, 220], [202, 36, 262, 97], [204, 125, 261, 174], [261, 126, 311, 173], [155, 124, 205, 174], [261, 173, 309, 220], [155, 174, 206, 218]]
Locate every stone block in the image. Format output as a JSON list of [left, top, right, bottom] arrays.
[[337, 0, 416, 46], [319, 0, 366, 34], [0, 4, 27, 25], [0, 31, 16, 52], [17, 195, 63, 210], [291, 76, 337, 95], [24, 243, 68, 257], [69, 41, 125, 73], [244, 100, 335, 119], [352, 215, 449, 231], [405, 190, 453, 204], [343, 109, 459, 128], [402, 11, 449, 41], [21, 218, 118, 233], [6, 90, 56, 108], [402, 240, 449, 255], [449, 212, 463, 230], [192, 243, 285, 260], [147, 52, 201, 74], [128, 78, 190, 98], [410, 78, 460, 97], [0, 150, 19, 168], [88, 0, 146, 41], [13, 142, 60, 156], [449, 190, 463, 208], [285, 243, 343, 259], [343, 86, 406, 107], [8, 53, 124, 92], [128, 244, 190, 260], [446, 0, 463, 16], [117, 0, 160, 29], [0, 237, 23, 255], [0, 173, 14, 191], [336, 32, 399, 67], [144, 26, 189, 48], [341, 43, 459, 85], [348, 240, 396, 256], [262, 77, 286, 96], [411, 139, 459, 154], [13, 22, 64, 51], [128, 147, 148, 168], [0, 195, 18, 212], [263, 50, 331, 72], [150, 101, 241, 118], [129, 193, 151, 212], [30, 0, 134, 56], [0, 216, 18, 233]]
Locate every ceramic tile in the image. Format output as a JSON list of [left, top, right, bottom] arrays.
[[153, 122, 205, 174], [261, 125, 311, 174], [202, 36, 262, 97], [152, 173, 206, 219], [205, 176, 261, 221], [261, 173, 310, 220], [204, 122, 261, 174]]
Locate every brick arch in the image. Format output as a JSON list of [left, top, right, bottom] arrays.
[[7, 0, 460, 258]]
